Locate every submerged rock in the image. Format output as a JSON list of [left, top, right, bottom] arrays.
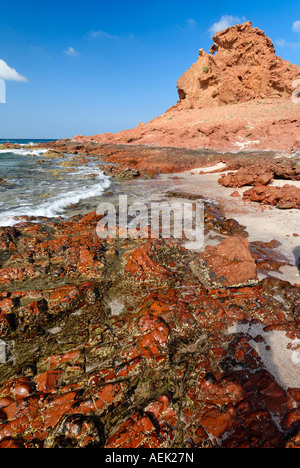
[[98, 164, 140, 179], [37, 150, 64, 159]]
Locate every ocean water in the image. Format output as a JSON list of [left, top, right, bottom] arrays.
[[0, 139, 111, 226]]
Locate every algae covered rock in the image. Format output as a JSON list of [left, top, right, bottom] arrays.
[[190, 236, 258, 289]]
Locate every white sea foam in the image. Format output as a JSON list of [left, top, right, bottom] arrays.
[[0, 148, 50, 156], [0, 173, 111, 226]]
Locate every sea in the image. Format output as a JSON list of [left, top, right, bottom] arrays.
[[0, 139, 111, 226]]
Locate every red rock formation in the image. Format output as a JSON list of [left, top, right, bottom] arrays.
[[190, 236, 258, 289], [219, 160, 300, 189], [176, 22, 300, 109]]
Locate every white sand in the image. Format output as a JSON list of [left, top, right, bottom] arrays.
[[192, 162, 227, 173], [160, 164, 300, 285], [270, 180, 300, 188], [227, 322, 300, 391]]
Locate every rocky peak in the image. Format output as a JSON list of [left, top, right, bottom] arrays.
[[176, 21, 300, 109], [209, 21, 275, 59]]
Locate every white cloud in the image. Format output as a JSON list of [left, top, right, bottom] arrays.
[[0, 59, 27, 82], [275, 22, 300, 49], [292, 20, 300, 33], [209, 15, 247, 36], [276, 38, 300, 49], [276, 39, 287, 47], [64, 46, 79, 57]]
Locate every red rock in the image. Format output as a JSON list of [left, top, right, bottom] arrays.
[[4, 396, 39, 421], [105, 396, 175, 448], [125, 241, 172, 280], [243, 184, 300, 209], [199, 378, 246, 406], [0, 197, 298, 448], [34, 370, 63, 392], [0, 415, 31, 441], [138, 313, 169, 345], [282, 409, 300, 431], [93, 383, 122, 406], [220, 166, 274, 188], [47, 350, 82, 370], [286, 430, 300, 448], [144, 395, 171, 420], [0, 397, 13, 410], [0, 298, 15, 314], [13, 380, 33, 400], [177, 22, 299, 109], [72, 23, 300, 154], [201, 405, 237, 439], [115, 358, 141, 377], [0, 439, 25, 448], [230, 191, 240, 198]]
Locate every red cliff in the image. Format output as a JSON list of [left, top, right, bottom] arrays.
[[73, 22, 300, 152]]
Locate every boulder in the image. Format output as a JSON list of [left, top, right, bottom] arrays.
[[243, 184, 300, 209], [219, 166, 274, 188]]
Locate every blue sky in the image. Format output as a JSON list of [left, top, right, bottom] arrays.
[[0, 0, 299, 139]]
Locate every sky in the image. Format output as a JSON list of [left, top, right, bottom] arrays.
[[0, 0, 299, 139]]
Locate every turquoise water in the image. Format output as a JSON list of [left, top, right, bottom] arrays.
[[0, 140, 111, 226]]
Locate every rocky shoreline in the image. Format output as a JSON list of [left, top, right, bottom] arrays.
[[0, 19, 299, 449]]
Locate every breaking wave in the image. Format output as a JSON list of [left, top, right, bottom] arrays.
[[0, 175, 111, 226], [0, 147, 112, 226]]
